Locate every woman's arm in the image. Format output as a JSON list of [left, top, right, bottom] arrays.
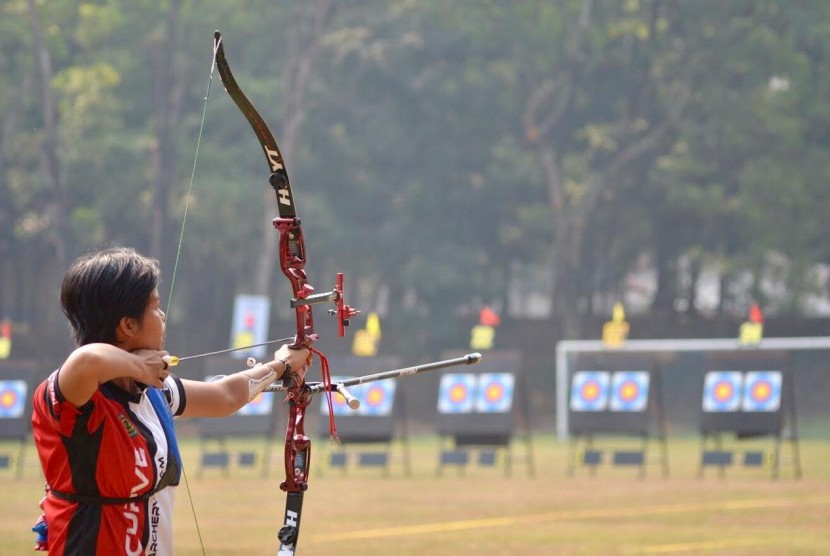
[[180, 345, 311, 418], [58, 343, 170, 407]]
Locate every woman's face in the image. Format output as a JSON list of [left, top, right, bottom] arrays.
[[133, 289, 166, 350]]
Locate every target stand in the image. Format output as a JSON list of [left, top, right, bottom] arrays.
[[566, 354, 668, 478], [318, 356, 411, 477], [434, 351, 534, 477], [698, 351, 801, 479], [0, 360, 37, 477], [195, 357, 278, 477]]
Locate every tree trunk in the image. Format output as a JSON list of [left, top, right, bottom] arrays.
[[652, 230, 677, 312], [149, 0, 185, 276], [27, 0, 68, 270], [0, 69, 33, 321]]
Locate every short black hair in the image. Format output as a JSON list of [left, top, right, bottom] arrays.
[[60, 247, 161, 346]]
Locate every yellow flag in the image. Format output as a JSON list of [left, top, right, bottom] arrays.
[[352, 329, 379, 356], [739, 322, 763, 345], [739, 303, 764, 345], [602, 302, 630, 347], [352, 312, 382, 356], [233, 330, 255, 350], [365, 312, 382, 339], [470, 325, 495, 351], [0, 320, 9, 359]]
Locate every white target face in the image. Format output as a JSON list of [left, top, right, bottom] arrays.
[[570, 371, 610, 412], [474, 373, 514, 413], [741, 371, 782, 412], [438, 374, 476, 414], [702, 371, 743, 412], [0, 380, 26, 419], [609, 371, 649, 412]]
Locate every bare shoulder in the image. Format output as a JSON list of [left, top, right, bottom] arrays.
[[58, 345, 107, 406]]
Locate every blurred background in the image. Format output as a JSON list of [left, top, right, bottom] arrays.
[[2, 0, 830, 436]]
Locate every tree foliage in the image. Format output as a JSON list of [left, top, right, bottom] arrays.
[[2, 0, 829, 359]]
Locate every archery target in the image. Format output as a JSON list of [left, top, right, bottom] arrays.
[[474, 373, 514, 413], [320, 379, 397, 416], [609, 371, 649, 412], [237, 392, 274, 416], [438, 373, 476, 414], [702, 371, 743, 412], [357, 381, 396, 416], [570, 371, 610, 412], [741, 371, 782, 412], [0, 380, 26, 419]]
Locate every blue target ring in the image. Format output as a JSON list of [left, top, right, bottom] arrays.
[[438, 373, 476, 414], [359, 381, 395, 416], [474, 373, 515, 413], [702, 371, 743, 412], [0, 380, 26, 419], [609, 371, 649, 412], [570, 371, 610, 412], [742, 371, 782, 412]]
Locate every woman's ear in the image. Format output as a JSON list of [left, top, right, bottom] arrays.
[[115, 316, 139, 342]]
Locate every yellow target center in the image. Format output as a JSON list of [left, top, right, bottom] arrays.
[[450, 384, 468, 402], [486, 384, 502, 402], [0, 391, 15, 407], [620, 382, 637, 400], [715, 383, 733, 401], [753, 382, 770, 400], [367, 388, 383, 405], [583, 383, 599, 400]]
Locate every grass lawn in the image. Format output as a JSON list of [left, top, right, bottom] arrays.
[[2, 434, 828, 555]]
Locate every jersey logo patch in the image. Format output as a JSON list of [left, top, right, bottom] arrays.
[[119, 414, 138, 437]]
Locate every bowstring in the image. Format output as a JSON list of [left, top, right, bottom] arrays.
[[163, 37, 222, 556], [166, 38, 220, 317]]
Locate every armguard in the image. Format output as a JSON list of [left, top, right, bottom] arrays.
[[243, 365, 278, 401]]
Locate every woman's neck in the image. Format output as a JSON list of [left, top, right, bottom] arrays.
[[110, 376, 138, 394]]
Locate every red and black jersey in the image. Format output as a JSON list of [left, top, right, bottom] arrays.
[[32, 370, 186, 556]]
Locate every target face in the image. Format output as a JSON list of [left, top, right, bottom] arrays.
[[321, 379, 397, 416], [438, 373, 476, 414], [570, 371, 610, 412], [238, 392, 274, 416], [357, 381, 396, 416], [741, 371, 782, 412], [0, 380, 26, 419], [702, 371, 743, 412], [474, 373, 514, 413], [609, 371, 650, 412]]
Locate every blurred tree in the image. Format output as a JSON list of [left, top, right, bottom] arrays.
[[4, 0, 830, 364]]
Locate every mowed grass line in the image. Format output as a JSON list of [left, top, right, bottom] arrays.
[[311, 496, 830, 542], [2, 435, 828, 555]]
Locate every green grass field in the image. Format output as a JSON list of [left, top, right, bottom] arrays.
[[3, 435, 828, 555]]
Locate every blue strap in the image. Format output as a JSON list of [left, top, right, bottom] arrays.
[[146, 386, 182, 483]]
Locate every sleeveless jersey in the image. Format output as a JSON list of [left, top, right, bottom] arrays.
[[32, 370, 187, 556]]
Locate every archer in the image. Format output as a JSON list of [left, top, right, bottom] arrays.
[[30, 246, 312, 554]]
